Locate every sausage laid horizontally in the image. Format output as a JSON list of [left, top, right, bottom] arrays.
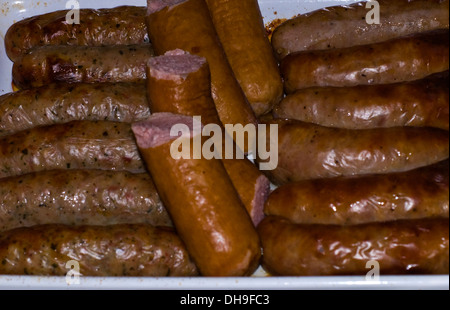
[[0, 82, 150, 137], [146, 0, 258, 152], [12, 44, 155, 89], [273, 75, 449, 130], [261, 119, 449, 185], [4, 6, 149, 62], [0, 121, 145, 179], [0, 170, 172, 232], [258, 216, 449, 276], [132, 113, 261, 277], [0, 224, 198, 277], [205, 0, 283, 116], [272, 0, 450, 60], [147, 50, 269, 226], [281, 30, 449, 93], [265, 160, 449, 226]]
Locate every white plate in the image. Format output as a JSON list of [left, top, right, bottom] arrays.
[[0, 0, 448, 290]]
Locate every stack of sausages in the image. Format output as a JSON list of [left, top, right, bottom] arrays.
[[259, 0, 449, 276]]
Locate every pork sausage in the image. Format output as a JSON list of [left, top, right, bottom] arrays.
[[265, 160, 449, 225], [281, 30, 449, 92], [0, 121, 145, 179], [0, 82, 150, 137], [132, 113, 261, 276], [12, 44, 154, 89], [4, 6, 149, 62], [0, 170, 172, 232], [205, 0, 283, 116], [262, 119, 449, 185], [258, 216, 449, 276], [272, 0, 450, 60], [0, 224, 198, 277], [273, 75, 449, 130]]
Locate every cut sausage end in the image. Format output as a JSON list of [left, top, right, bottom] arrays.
[[251, 174, 270, 227], [147, 0, 187, 14]]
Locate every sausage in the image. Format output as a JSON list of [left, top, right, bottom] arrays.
[[147, 50, 269, 226], [0, 170, 172, 232], [272, 0, 450, 60], [0, 224, 198, 277], [258, 216, 449, 276], [0, 121, 145, 179], [4, 6, 149, 62], [12, 44, 155, 89], [265, 160, 449, 225], [281, 30, 449, 93], [132, 113, 261, 276], [205, 0, 283, 116], [0, 82, 150, 137], [146, 0, 258, 152], [261, 119, 449, 185], [273, 75, 449, 130]]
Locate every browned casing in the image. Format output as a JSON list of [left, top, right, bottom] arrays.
[[4, 6, 149, 62], [265, 161, 449, 225], [258, 216, 449, 276], [281, 30, 449, 92], [0, 224, 198, 277]]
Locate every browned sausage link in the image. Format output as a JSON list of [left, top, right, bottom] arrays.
[[12, 44, 154, 89], [262, 119, 449, 185], [146, 0, 258, 153], [272, 0, 450, 60], [265, 160, 449, 225], [0, 170, 172, 232], [147, 50, 269, 226], [281, 30, 449, 93], [0, 121, 145, 179], [273, 76, 450, 130], [0, 82, 150, 137], [0, 224, 198, 277], [258, 216, 449, 276], [205, 0, 283, 116], [132, 113, 261, 277], [4, 6, 149, 62]]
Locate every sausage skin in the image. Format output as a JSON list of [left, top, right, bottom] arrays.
[[132, 113, 261, 277], [273, 76, 449, 130], [147, 50, 269, 226], [0, 82, 150, 137], [258, 216, 449, 276], [205, 0, 283, 116], [0, 224, 198, 277], [281, 30, 449, 92], [0, 170, 172, 232], [272, 0, 450, 60], [4, 6, 149, 62], [262, 120, 449, 185], [265, 161, 449, 225], [0, 121, 145, 179], [12, 44, 154, 89]]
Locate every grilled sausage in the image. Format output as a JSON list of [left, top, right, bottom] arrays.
[[0, 170, 172, 232], [205, 0, 283, 116], [12, 44, 154, 89], [4, 6, 149, 62], [0, 224, 198, 277], [273, 75, 449, 130], [0, 121, 145, 179], [262, 119, 449, 185], [147, 50, 269, 226], [272, 0, 450, 60], [258, 216, 449, 276], [281, 30, 449, 93], [132, 113, 261, 276], [265, 161, 449, 225], [146, 0, 258, 152], [0, 82, 150, 137]]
